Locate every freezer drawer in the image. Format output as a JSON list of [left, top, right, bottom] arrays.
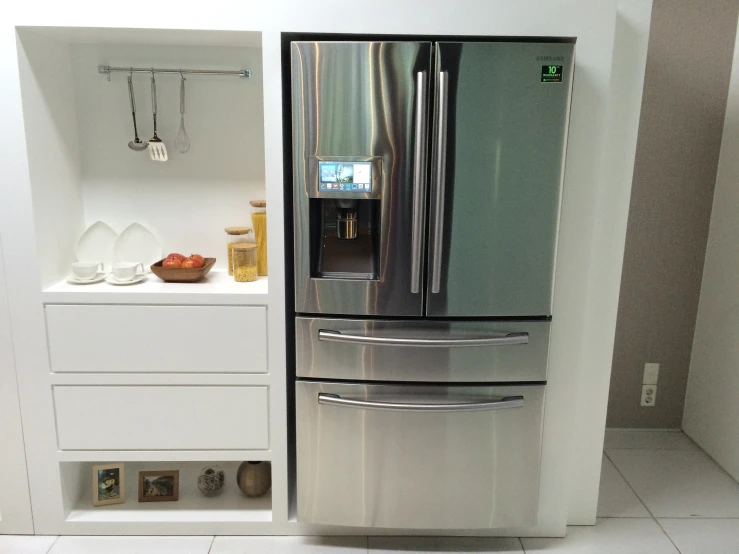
[[296, 381, 545, 529], [296, 317, 550, 382]]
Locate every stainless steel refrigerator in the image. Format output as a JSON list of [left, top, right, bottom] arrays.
[[291, 39, 574, 529]]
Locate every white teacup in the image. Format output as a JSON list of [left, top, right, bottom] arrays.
[[72, 261, 104, 281], [112, 262, 144, 282]]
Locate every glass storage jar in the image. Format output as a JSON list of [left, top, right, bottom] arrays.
[[225, 227, 251, 276], [250, 200, 267, 276], [232, 243, 258, 282]]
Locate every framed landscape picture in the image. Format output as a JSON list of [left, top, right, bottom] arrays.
[[138, 470, 179, 502], [92, 463, 125, 507]]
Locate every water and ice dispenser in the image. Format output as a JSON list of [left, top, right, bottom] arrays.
[[307, 157, 382, 280]]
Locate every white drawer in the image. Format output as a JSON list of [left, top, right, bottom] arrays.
[[54, 386, 269, 450], [46, 305, 267, 373]]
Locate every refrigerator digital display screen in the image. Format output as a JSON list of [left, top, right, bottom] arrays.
[[319, 162, 372, 192]]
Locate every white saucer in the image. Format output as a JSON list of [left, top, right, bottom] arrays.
[[67, 273, 106, 285], [105, 274, 147, 286]]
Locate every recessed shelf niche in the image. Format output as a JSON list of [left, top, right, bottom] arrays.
[[61, 460, 272, 524], [16, 27, 266, 287]]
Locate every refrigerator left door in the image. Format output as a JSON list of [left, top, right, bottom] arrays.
[[291, 41, 432, 317]]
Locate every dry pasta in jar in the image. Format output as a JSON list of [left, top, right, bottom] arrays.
[[232, 243, 258, 282], [224, 227, 251, 276], [250, 200, 267, 276]]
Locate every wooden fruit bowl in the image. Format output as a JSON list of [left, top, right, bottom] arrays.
[[150, 258, 216, 283]]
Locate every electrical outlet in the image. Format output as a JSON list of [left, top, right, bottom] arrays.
[[641, 385, 657, 407], [644, 363, 660, 385]]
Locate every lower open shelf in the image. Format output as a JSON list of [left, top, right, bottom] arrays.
[[62, 461, 272, 524]]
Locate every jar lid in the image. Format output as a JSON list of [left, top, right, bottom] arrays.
[[250, 200, 267, 208], [232, 243, 257, 251], [225, 226, 251, 235]]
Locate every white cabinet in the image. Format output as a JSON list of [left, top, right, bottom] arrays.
[[46, 305, 268, 373], [54, 385, 269, 450]]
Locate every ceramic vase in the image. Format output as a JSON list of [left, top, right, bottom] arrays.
[[236, 461, 271, 497]]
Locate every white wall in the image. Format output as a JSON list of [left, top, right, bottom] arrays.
[[0, 234, 34, 534], [16, 29, 84, 288], [683, 18, 739, 482], [567, 0, 653, 524], [0, 0, 643, 535]]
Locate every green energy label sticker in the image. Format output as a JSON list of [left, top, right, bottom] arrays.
[[541, 65, 563, 83]]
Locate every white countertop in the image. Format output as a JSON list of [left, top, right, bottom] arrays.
[[42, 270, 268, 306]]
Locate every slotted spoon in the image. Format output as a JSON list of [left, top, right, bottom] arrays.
[[148, 71, 168, 161], [175, 73, 190, 153]]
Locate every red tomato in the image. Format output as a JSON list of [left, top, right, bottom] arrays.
[[162, 258, 182, 268], [166, 253, 186, 262], [183, 255, 205, 268]]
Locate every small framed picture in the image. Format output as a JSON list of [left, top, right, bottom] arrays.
[[92, 463, 125, 507], [138, 470, 179, 502]]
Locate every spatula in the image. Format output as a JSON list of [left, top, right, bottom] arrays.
[[148, 71, 168, 161]]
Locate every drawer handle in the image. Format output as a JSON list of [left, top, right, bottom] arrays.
[[318, 393, 524, 412], [318, 330, 528, 347]]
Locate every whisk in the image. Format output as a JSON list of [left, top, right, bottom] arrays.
[[175, 73, 190, 154], [148, 70, 168, 161]]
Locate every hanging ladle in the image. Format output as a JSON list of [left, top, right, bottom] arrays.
[[126, 72, 148, 151]]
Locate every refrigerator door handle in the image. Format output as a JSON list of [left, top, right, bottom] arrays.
[[318, 329, 529, 347], [411, 71, 428, 294], [318, 393, 525, 412], [431, 70, 449, 294]]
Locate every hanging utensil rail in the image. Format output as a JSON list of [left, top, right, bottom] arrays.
[[99, 65, 251, 79]]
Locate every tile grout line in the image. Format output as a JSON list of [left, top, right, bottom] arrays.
[[599, 515, 739, 519], [682, 436, 739, 488], [603, 450, 652, 516], [653, 519, 684, 554], [604, 450, 684, 554], [603, 445, 699, 454], [604, 429, 700, 452], [604, 450, 652, 516], [662, 516, 739, 521], [45, 535, 60, 554]]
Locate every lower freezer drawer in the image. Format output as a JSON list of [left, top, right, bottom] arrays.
[[296, 381, 545, 529]]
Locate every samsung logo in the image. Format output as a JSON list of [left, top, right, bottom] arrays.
[[537, 55, 565, 62]]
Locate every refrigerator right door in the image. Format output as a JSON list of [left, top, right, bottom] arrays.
[[426, 41, 574, 317]]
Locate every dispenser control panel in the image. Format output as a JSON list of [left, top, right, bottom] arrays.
[[319, 162, 372, 192]]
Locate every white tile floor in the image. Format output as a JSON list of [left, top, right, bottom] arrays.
[[2, 430, 739, 553]]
